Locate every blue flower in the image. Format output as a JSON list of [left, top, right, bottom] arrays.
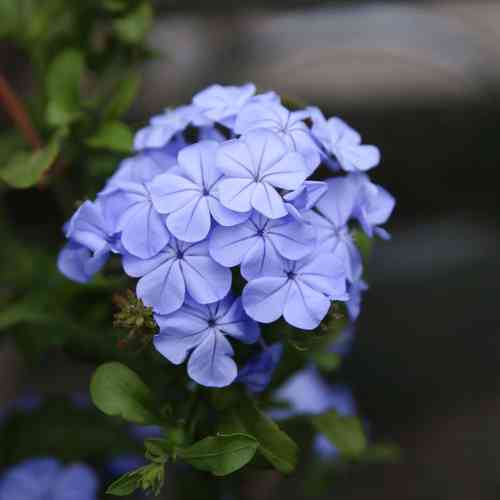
[[154, 295, 260, 387], [283, 180, 328, 220], [270, 367, 356, 420], [193, 83, 256, 127], [150, 141, 248, 243], [349, 173, 395, 239], [209, 212, 316, 280], [242, 252, 348, 330], [310, 108, 380, 172], [235, 102, 320, 173], [134, 104, 210, 151], [0, 458, 98, 500], [57, 200, 120, 283], [123, 237, 232, 315], [216, 130, 308, 219], [100, 179, 170, 260], [308, 176, 363, 282], [346, 278, 368, 321], [100, 150, 175, 196], [237, 342, 283, 393]]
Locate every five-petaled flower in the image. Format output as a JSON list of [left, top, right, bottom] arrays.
[[150, 141, 248, 243], [242, 251, 348, 330], [154, 295, 260, 387], [123, 237, 231, 315], [216, 129, 309, 219]]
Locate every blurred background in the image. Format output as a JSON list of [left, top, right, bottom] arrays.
[[2, 0, 500, 498]]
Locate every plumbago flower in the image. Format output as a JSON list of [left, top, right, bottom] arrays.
[[0, 458, 99, 500], [154, 295, 259, 387], [57, 82, 395, 389]]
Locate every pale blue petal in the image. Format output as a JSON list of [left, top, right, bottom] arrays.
[[241, 237, 285, 280], [337, 143, 380, 172], [245, 129, 287, 176], [216, 296, 260, 343], [166, 196, 211, 243], [260, 151, 308, 190], [209, 222, 258, 267], [207, 196, 250, 226], [267, 217, 316, 260], [216, 139, 255, 178], [177, 140, 220, 188], [120, 202, 169, 259], [136, 259, 185, 314], [181, 255, 232, 304], [187, 331, 237, 388], [242, 277, 290, 324], [150, 173, 200, 214], [218, 178, 256, 213], [316, 177, 360, 228], [58, 243, 94, 284], [283, 280, 331, 330], [251, 182, 287, 219], [51, 464, 99, 500], [237, 343, 283, 393], [122, 248, 174, 278]]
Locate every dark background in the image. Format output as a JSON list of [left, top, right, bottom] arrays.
[[2, 1, 500, 498]]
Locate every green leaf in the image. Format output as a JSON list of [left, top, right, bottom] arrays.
[[177, 433, 258, 476], [106, 469, 142, 496], [46, 49, 85, 126], [103, 73, 141, 120], [0, 0, 20, 36], [226, 395, 299, 474], [90, 362, 162, 425], [312, 351, 342, 372], [113, 2, 152, 44], [86, 121, 133, 153], [0, 130, 64, 188], [102, 0, 130, 12], [311, 411, 367, 458]]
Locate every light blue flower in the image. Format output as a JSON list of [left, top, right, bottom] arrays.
[[308, 176, 363, 282], [346, 278, 368, 321], [193, 83, 256, 127], [134, 104, 210, 151], [0, 458, 98, 500], [242, 252, 348, 330], [237, 342, 283, 393], [150, 141, 248, 243], [283, 180, 328, 220], [123, 237, 232, 315], [209, 212, 316, 280], [235, 101, 320, 173], [58, 200, 120, 283], [310, 107, 380, 172], [216, 129, 308, 219], [154, 295, 260, 387]]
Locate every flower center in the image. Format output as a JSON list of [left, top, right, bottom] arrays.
[[286, 271, 296, 280], [207, 318, 216, 328]]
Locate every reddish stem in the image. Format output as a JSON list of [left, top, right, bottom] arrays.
[[0, 73, 42, 150]]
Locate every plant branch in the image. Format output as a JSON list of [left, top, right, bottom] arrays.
[[0, 73, 43, 150]]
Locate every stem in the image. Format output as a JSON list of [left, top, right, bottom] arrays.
[[0, 74, 43, 150]]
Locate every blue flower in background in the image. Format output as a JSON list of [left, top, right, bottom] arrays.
[[0, 458, 98, 500], [308, 176, 364, 282], [310, 108, 380, 172], [193, 83, 256, 126], [283, 180, 327, 220], [154, 295, 260, 387], [346, 278, 368, 321], [123, 238, 232, 315], [58, 200, 121, 283], [237, 342, 283, 393], [235, 101, 320, 173], [209, 212, 316, 280], [150, 141, 248, 243], [242, 252, 348, 330], [134, 104, 210, 151], [216, 130, 308, 219]]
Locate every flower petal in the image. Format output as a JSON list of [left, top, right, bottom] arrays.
[[216, 139, 255, 178], [209, 221, 258, 267], [187, 331, 237, 388], [166, 196, 211, 243], [216, 297, 260, 344], [150, 173, 200, 214], [207, 196, 250, 226], [136, 259, 185, 314], [283, 280, 331, 330], [122, 248, 174, 278], [316, 177, 360, 228], [218, 178, 256, 213], [121, 202, 169, 259], [177, 140, 220, 188], [260, 151, 308, 190], [267, 217, 316, 260], [181, 255, 232, 304], [246, 129, 287, 176], [241, 237, 285, 280], [242, 277, 290, 324], [51, 464, 99, 500], [251, 182, 287, 219]]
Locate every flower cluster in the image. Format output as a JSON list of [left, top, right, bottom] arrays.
[[58, 83, 394, 389]]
